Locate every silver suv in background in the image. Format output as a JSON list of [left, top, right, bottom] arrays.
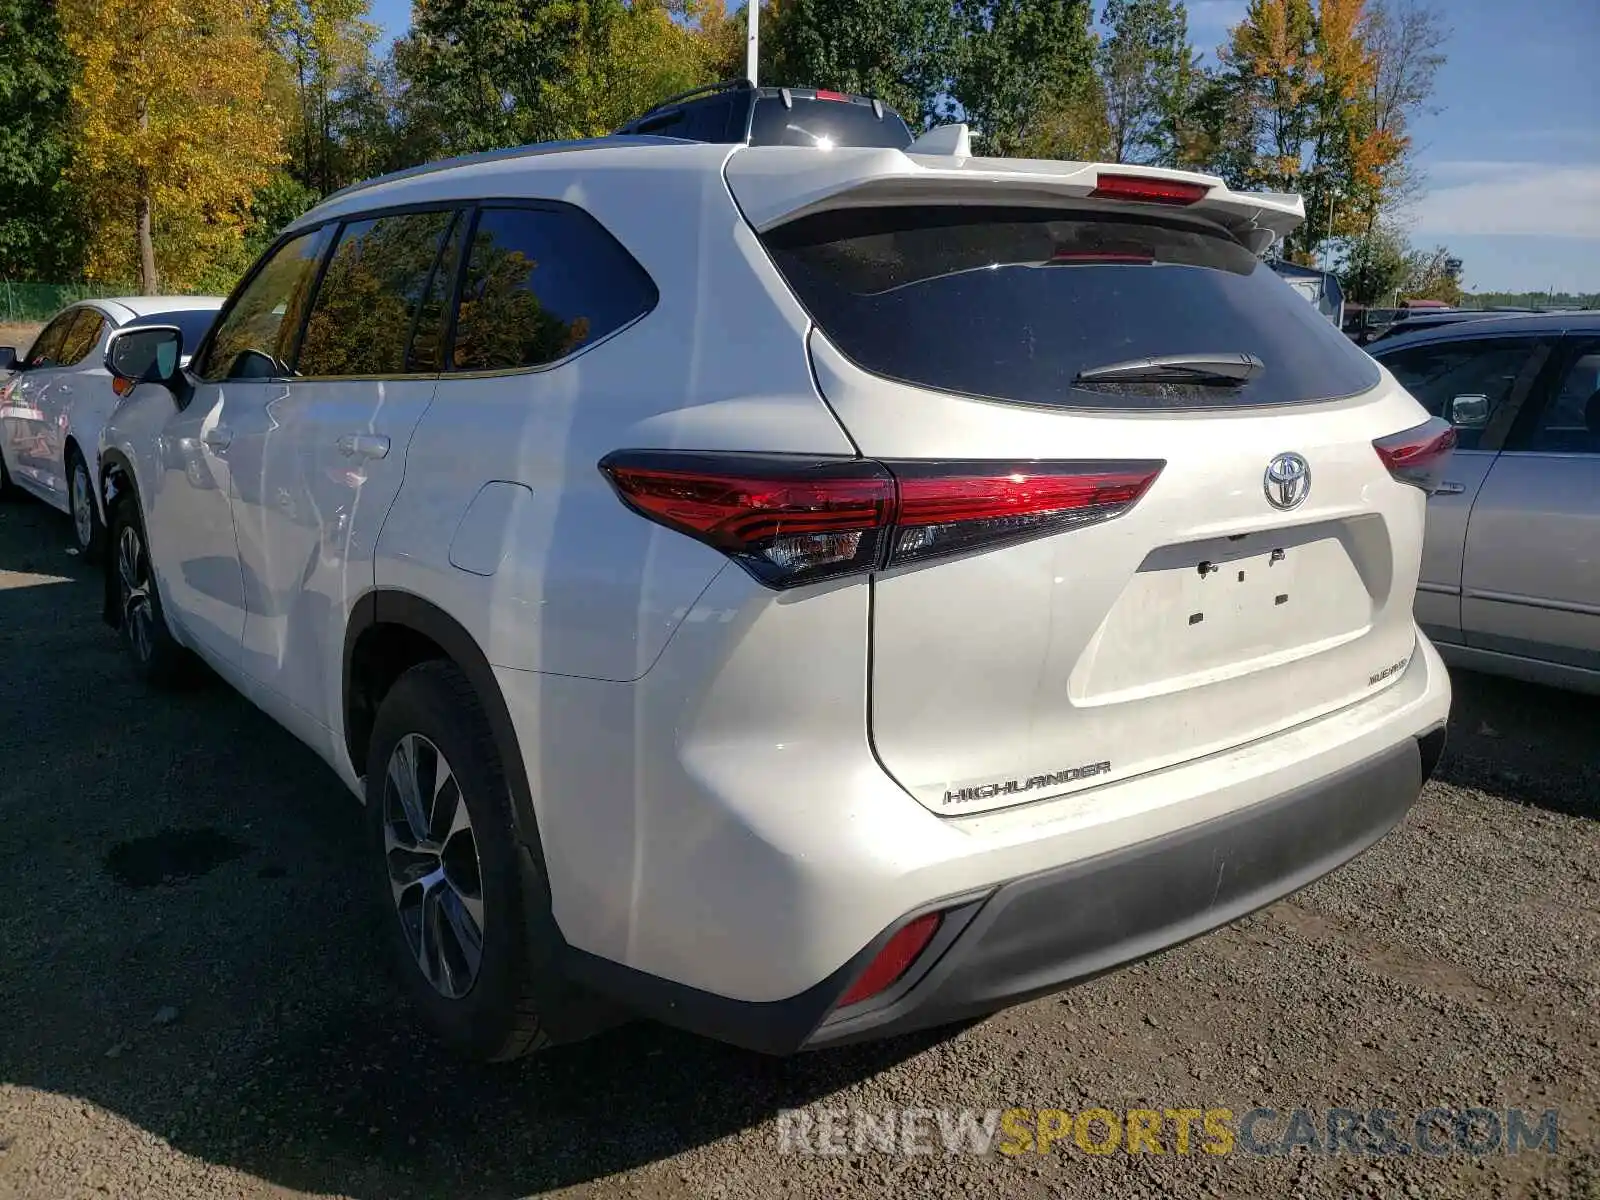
[[1372, 312, 1600, 694]]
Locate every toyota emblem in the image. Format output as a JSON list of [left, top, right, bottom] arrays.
[[1264, 453, 1310, 510]]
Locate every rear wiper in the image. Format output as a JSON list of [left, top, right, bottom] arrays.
[[1073, 352, 1263, 388]]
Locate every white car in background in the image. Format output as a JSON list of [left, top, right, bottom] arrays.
[[0, 296, 224, 555]]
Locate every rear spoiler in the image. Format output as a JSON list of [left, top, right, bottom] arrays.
[[726, 136, 1305, 253]]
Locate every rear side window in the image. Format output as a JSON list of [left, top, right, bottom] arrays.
[[763, 206, 1381, 409], [1518, 341, 1600, 454], [124, 308, 220, 356], [296, 209, 457, 377], [449, 205, 657, 373], [749, 98, 913, 149], [199, 226, 333, 381]]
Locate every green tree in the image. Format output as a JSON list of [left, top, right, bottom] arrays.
[[1400, 242, 1462, 305], [263, 0, 379, 194], [946, 0, 1098, 155], [766, 0, 956, 126], [1097, 0, 1195, 165], [1334, 219, 1407, 304], [0, 0, 83, 278]]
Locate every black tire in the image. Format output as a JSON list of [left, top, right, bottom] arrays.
[[107, 497, 192, 687], [367, 660, 601, 1061], [67, 447, 105, 560]]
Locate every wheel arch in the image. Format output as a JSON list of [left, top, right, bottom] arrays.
[[343, 590, 543, 851], [98, 449, 140, 627]]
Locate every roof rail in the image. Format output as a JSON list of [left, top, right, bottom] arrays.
[[314, 134, 686, 208], [628, 78, 754, 125]]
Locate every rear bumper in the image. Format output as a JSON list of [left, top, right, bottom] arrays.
[[567, 722, 1445, 1054]]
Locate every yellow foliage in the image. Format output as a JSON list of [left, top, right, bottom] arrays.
[[60, 0, 286, 290]]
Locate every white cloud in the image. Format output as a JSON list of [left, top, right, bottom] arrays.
[[1410, 163, 1600, 239]]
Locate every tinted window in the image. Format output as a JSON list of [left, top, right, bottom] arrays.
[[24, 310, 80, 369], [765, 206, 1380, 409], [198, 226, 333, 382], [296, 210, 457, 377], [407, 215, 465, 373], [449, 206, 657, 373], [749, 97, 913, 148], [57, 308, 106, 366], [124, 309, 221, 356], [1378, 337, 1538, 451], [1517, 341, 1600, 454]]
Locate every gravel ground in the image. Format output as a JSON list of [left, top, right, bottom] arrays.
[[0, 495, 1596, 1200]]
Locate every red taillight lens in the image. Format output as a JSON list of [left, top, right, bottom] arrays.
[[598, 452, 896, 587], [600, 452, 1165, 589], [1089, 173, 1210, 206], [1373, 417, 1457, 493], [891, 461, 1164, 565], [838, 912, 941, 1008]]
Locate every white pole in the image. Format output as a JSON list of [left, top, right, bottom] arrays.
[[746, 0, 759, 85]]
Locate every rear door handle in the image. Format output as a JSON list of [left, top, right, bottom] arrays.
[[1434, 481, 1467, 496], [337, 433, 390, 460], [202, 425, 233, 451]]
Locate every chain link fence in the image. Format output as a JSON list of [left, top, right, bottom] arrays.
[[1, 281, 130, 325]]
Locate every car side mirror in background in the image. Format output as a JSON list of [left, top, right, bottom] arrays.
[[105, 325, 189, 406], [0, 346, 16, 372], [1448, 394, 1490, 428]]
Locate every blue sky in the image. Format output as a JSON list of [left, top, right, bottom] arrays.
[[368, 0, 1600, 293]]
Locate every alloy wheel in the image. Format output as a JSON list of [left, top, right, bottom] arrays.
[[71, 461, 94, 549], [383, 733, 486, 1000], [116, 522, 154, 663]]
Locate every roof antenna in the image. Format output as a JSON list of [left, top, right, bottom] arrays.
[[746, 0, 759, 87]]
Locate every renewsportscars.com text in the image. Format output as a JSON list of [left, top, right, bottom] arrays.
[[775, 1106, 1560, 1158]]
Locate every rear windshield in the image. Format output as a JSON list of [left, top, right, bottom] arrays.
[[763, 206, 1380, 409], [749, 98, 913, 149], [125, 308, 219, 355]]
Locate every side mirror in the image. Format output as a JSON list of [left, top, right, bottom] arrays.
[[1448, 394, 1490, 428], [106, 325, 187, 403], [0, 346, 16, 373]]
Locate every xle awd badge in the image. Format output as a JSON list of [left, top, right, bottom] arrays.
[[1264, 452, 1311, 510]]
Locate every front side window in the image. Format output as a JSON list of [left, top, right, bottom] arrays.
[[24, 310, 81, 369], [58, 308, 106, 367], [1379, 336, 1539, 451], [296, 209, 458, 377], [197, 226, 333, 382], [449, 206, 657, 373]]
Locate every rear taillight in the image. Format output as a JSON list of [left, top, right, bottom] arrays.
[[599, 452, 1164, 589], [838, 912, 941, 1008], [1373, 417, 1457, 493], [813, 89, 848, 102], [1089, 173, 1210, 206]]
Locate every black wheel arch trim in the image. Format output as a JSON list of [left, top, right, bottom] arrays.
[[343, 590, 546, 859], [98, 449, 139, 628]]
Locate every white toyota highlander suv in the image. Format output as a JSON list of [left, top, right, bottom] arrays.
[[95, 129, 1453, 1060]]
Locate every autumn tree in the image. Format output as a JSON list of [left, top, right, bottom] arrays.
[[1096, 0, 1196, 165], [59, 0, 285, 292], [0, 0, 83, 278]]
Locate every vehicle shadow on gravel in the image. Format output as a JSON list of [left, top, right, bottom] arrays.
[[0, 502, 948, 1199], [1434, 667, 1599, 821]]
